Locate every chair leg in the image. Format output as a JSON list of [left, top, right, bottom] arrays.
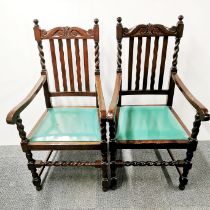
[[101, 143, 109, 192], [110, 144, 117, 190], [179, 148, 193, 190], [100, 119, 109, 192], [179, 113, 200, 190], [26, 151, 42, 191], [109, 119, 117, 190]]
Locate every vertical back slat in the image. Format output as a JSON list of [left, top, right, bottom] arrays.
[[150, 37, 159, 90], [83, 39, 90, 91], [49, 39, 60, 92], [135, 37, 142, 90], [128, 37, 134, 90], [58, 39, 68, 91], [158, 36, 168, 90], [74, 39, 82, 91], [142, 37, 151, 90], [66, 39, 75, 91]]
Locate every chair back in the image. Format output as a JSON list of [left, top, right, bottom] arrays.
[[33, 19, 100, 97], [116, 16, 184, 104]]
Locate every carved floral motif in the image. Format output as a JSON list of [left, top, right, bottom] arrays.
[[41, 27, 94, 39], [123, 24, 177, 37]]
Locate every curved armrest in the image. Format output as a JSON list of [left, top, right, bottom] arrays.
[[107, 73, 122, 121], [172, 73, 209, 121], [6, 75, 47, 124], [95, 75, 106, 120]]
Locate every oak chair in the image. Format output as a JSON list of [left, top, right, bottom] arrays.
[[108, 16, 210, 190], [6, 19, 109, 191]]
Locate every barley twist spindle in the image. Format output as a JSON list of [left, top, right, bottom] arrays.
[[191, 113, 201, 140], [171, 15, 184, 72], [94, 19, 100, 75], [33, 19, 46, 72], [16, 115, 28, 143], [117, 17, 122, 73], [171, 38, 180, 72], [179, 112, 200, 190]]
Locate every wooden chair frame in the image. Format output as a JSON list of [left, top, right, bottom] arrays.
[[6, 19, 109, 191], [108, 16, 210, 190]]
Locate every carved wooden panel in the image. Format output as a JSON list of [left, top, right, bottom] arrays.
[[123, 24, 177, 37], [41, 27, 94, 39]]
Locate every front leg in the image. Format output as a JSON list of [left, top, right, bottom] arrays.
[[15, 115, 42, 191], [179, 113, 200, 190], [100, 119, 109, 191], [26, 151, 42, 191], [109, 119, 117, 190]]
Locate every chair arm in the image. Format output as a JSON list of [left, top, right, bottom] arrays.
[[95, 75, 106, 120], [6, 75, 47, 124], [172, 73, 209, 121], [107, 73, 122, 121]]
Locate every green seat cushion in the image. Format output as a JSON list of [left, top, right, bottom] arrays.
[[29, 107, 101, 142], [116, 106, 188, 140]]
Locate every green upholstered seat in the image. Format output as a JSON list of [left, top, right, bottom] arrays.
[[116, 106, 188, 140], [29, 107, 101, 142]]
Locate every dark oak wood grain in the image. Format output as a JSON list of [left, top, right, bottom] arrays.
[[150, 37, 159, 90], [42, 71, 52, 108], [66, 39, 75, 91], [135, 37, 142, 90], [167, 16, 184, 106], [74, 39, 82, 91], [7, 19, 109, 192], [128, 38, 134, 90], [58, 39, 68, 91], [50, 91, 96, 97], [41, 27, 94, 40], [108, 73, 122, 120], [95, 75, 106, 119], [83, 39, 90, 91], [158, 36, 168, 90], [123, 24, 177, 37], [116, 140, 188, 149], [142, 37, 151, 90], [49, 39, 60, 92], [25, 141, 101, 151], [108, 16, 209, 191], [121, 89, 168, 95]]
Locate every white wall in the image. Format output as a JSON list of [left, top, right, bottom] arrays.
[[0, 0, 210, 145]]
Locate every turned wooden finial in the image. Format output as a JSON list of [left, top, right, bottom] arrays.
[[33, 19, 39, 27], [178, 15, 184, 22], [117, 17, 122, 24], [176, 15, 184, 38], [94, 18, 99, 25], [33, 19, 41, 41], [116, 17, 123, 41], [93, 18, 99, 42]]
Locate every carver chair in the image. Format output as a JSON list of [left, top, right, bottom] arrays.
[[6, 19, 109, 191], [108, 16, 210, 190]]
